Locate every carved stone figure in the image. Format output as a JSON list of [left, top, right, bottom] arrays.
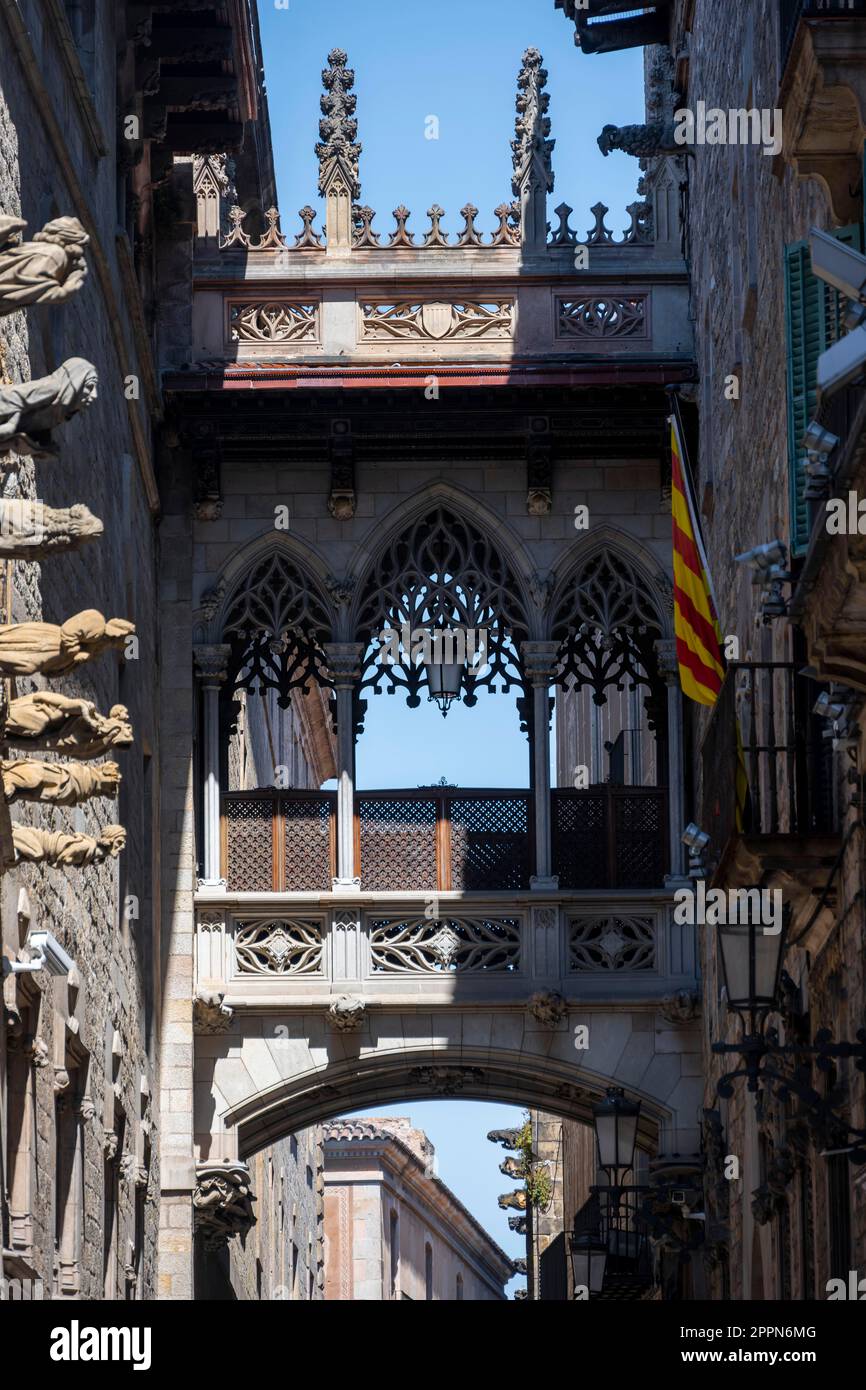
[[0, 502, 102, 558], [487, 1127, 521, 1151], [659, 989, 701, 1025], [3, 692, 133, 757], [498, 1189, 527, 1211], [598, 122, 680, 159], [193, 1160, 256, 1251], [193, 987, 234, 1035], [12, 823, 126, 867], [1, 758, 120, 805], [0, 357, 98, 457], [327, 994, 366, 1032], [0, 216, 88, 316], [0, 610, 134, 676], [527, 989, 567, 1026]]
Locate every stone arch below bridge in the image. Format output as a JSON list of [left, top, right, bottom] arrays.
[[193, 1007, 703, 1168]]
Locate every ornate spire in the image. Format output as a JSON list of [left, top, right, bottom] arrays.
[[315, 48, 362, 200], [511, 47, 554, 251]]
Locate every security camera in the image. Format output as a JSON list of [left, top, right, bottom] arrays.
[[814, 691, 847, 722], [809, 228, 866, 303], [816, 324, 866, 400], [27, 930, 73, 976], [802, 421, 839, 460], [681, 823, 710, 852], [735, 540, 787, 572]]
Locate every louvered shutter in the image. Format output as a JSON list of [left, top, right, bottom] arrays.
[[785, 225, 863, 554]]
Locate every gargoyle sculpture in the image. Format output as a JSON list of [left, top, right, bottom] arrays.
[[2, 759, 120, 805], [0, 357, 97, 458], [12, 823, 126, 867], [0, 215, 88, 316], [0, 502, 102, 559], [0, 610, 134, 676], [3, 692, 133, 757]]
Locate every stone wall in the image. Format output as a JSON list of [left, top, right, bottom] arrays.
[[226, 1126, 324, 1301], [0, 0, 161, 1300], [674, 0, 866, 1298]]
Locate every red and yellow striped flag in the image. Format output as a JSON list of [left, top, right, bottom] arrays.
[[670, 417, 725, 707]]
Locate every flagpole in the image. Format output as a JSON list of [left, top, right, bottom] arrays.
[[667, 391, 721, 621]]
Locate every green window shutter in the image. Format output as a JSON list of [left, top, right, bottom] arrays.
[[785, 224, 863, 555]]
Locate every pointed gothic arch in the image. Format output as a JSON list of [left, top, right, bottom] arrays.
[[350, 500, 535, 708]]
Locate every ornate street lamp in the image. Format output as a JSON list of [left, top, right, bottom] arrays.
[[716, 918, 787, 1026], [569, 1232, 607, 1297], [424, 627, 467, 717], [712, 916, 866, 1160], [592, 1086, 640, 1181]]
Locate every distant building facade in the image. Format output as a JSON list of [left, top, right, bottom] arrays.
[[323, 1118, 513, 1301]]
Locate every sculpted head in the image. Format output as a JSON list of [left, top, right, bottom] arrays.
[[33, 217, 89, 252], [96, 761, 122, 793], [64, 504, 103, 541], [98, 825, 127, 857], [61, 357, 98, 409]]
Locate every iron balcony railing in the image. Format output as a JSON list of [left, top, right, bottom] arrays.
[[700, 662, 834, 867], [780, 1, 866, 70], [220, 785, 669, 893]]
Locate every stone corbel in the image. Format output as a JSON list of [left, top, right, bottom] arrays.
[[327, 994, 366, 1032], [527, 990, 567, 1026], [193, 1160, 256, 1252], [526, 416, 552, 516], [190, 421, 223, 522], [193, 986, 234, 1035], [327, 418, 355, 519]]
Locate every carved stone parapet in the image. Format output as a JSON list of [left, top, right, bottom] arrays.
[[193, 1160, 256, 1251], [327, 994, 366, 1032]]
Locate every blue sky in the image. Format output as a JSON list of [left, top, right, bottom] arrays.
[[346, 1099, 528, 1284], [258, 1, 640, 1291], [259, 0, 646, 244]]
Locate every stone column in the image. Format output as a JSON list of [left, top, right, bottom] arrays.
[[194, 644, 231, 887], [521, 641, 560, 890], [323, 643, 365, 890], [656, 638, 687, 881]]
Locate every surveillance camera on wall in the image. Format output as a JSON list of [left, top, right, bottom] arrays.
[[27, 930, 74, 976], [809, 228, 866, 303], [735, 540, 787, 572], [816, 323, 866, 401], [681, 822, 710, 852], [802, 421, 839, 460]]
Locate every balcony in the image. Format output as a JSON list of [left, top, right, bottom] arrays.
[[699, 662, 839, 942], [778, 0, 866, 223], [220, 786, 668, 894], [780, 0, 866, 70]]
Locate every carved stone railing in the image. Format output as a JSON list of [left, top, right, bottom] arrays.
[[193, 894, 698, 1004]]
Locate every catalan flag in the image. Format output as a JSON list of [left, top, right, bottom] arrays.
[[670, 415, 725, 706]]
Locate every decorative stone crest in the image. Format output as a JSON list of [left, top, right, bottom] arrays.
[[327, 994, 366, 1033], [0, 357, 98, 458], [408, 1065, 484, 1096], [527, 990, 567, 1027], [193, 987, 234, 1035], [193, 1160, 256, 1251], [659, 990, 701, 1025]]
